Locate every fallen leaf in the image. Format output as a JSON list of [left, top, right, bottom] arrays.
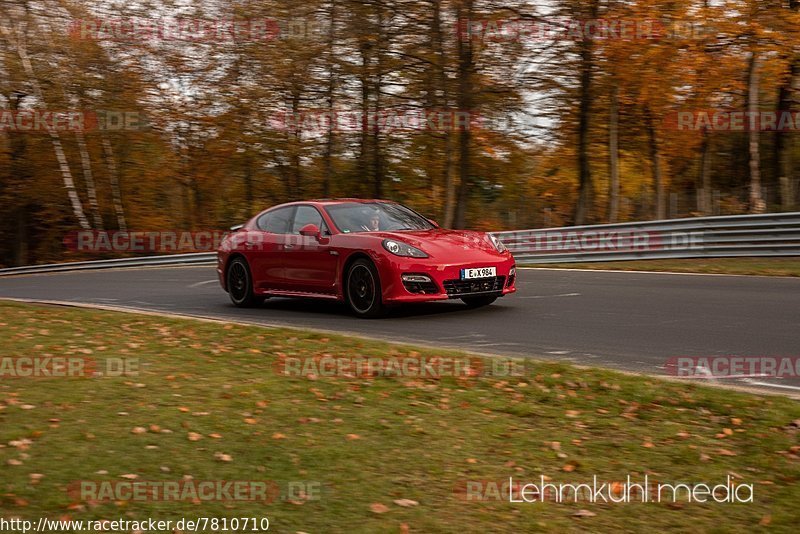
[[187, 432, 202, 442], [370, 503, 389, 514], [346, 434, 361, 441], [244, 418, 258, 425], [131, 427, 147, 435], [393, 499, 418, 507], [214, 452, 233, 462], [572, 509, 596, 518], [272, 433, 287, 440]]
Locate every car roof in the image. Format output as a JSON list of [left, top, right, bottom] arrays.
[[308, 198, 395, 206]]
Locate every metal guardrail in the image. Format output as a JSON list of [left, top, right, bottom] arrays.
[[493, 212, 800, 264], [0, 253, 216, 276], [1, 212, 798, 275]]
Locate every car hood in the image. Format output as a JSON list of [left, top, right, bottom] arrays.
[[370, 229, 504, 259]]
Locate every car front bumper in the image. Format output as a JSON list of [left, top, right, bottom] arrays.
[[375, 254, 517, 304]]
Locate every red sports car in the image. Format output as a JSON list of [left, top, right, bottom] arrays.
[[217, 199, 516, 317]]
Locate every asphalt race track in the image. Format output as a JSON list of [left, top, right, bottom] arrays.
[[1, 266, 799, 395]]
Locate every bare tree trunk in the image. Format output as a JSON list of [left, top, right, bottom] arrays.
[[453, 0, 474, 229], [285, 86, 304, 200], [608, 85, 620, 223], [322, 0, 337, 198], [371, 3, 385, 199], [776, 57, 798, 211], [75, 128, 103, 229], [9, 92, 30, 266], [43, 11, 103, 229], [430, 0, 455, 228], [698, 127, 713, 215], [101, 138, 127, 231], [357, 49, 372, 195], [1, 24, 91, 230], [646, 107, 666, 219], [573, 0, 600, 225], [774, 0, 800, 210], [243, 156, 254, 214], [443, 133, 457, 228], [747, 51, 766, 213]]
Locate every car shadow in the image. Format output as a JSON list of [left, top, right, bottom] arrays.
[[254, 296, 513, 320]]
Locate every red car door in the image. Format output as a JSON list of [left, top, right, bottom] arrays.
[[283, 205, 338, 294], [249, 206, 295, 290]]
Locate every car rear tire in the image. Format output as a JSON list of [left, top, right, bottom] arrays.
[[346, 259, 386, 318], [227, 257, 262, 308], [461, 295, 498, 308]]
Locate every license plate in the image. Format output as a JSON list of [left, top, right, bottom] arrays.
[[461, 267, 497, 280]]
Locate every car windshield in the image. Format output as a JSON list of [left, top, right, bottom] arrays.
[[324, 202, 434, 233]]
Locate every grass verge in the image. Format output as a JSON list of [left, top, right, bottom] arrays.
[[0, 301, 799, 533], [521, 257, 800, 277]]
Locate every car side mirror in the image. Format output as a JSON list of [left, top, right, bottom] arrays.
[[299, 223, 321, 239]]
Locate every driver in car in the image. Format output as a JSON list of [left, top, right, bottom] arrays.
[[360, 209, 381, 232]]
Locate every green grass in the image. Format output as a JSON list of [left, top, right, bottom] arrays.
[[1, 301, 799, 533], [523, 257, 800, 277]]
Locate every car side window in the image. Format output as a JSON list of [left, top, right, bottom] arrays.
[[257, 207, 295, 234], [291, 206, 326, 234]]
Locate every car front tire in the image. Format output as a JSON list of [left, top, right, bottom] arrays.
[[345, 259, 386, 318], [226, 257, 262, 308]]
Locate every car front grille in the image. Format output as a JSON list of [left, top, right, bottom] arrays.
[[402, 279, 440, 295], [443, 276, 506, 297]]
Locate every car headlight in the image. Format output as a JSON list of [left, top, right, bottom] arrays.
[[488, 234, 508, 253], [382, 239, 428, 258]]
